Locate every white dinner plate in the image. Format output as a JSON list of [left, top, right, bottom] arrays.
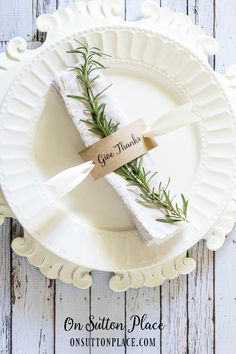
[[0, 25, 236, 271]]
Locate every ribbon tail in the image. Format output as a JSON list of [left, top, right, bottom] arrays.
[[46, 161, 95, 198], [143, 103, 200, 138]]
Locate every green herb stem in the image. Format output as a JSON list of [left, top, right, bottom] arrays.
[[67, 42, 188, 223]]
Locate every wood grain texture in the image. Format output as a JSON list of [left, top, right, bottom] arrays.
[[161, 277, 188, 354], [0, 1, 236, 354], [215, 0, 236, 72], [214, 230, 236, 354], [188, 242, 215, 354], [0, 0, 32, 41], [55, 281, 90, 354], [0, 219, 12, 354], [125, 0, 143, 20], [161, 0, 186, 12], [11, 221, 55, 354], [90, 271, 125, 354], [126, 288, 161, 354], [57, 0, 77, 9]]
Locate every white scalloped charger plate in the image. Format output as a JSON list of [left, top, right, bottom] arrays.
[[1, 25, 236, 272]]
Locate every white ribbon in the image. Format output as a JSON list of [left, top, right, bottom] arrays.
[[46, 161, 95, 198], [143, 103, 199, 137], [46, 103, 199, 197]]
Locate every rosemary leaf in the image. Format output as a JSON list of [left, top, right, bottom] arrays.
[[67, 42, 188, 224]]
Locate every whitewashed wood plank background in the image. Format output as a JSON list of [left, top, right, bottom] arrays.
[[0, 0, 236, 353]]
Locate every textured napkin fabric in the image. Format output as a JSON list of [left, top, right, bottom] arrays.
[[53, 66, 181, 245]]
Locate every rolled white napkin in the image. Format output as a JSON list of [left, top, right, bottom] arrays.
[[52, 67, 184, 244]]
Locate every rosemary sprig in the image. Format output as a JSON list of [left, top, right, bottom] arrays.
[[67, 42, 119, 137], [116, 159, 188, 223], [67, 42, 188, 223]]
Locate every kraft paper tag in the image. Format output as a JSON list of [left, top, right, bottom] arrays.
[[79, 119, 157, 180]]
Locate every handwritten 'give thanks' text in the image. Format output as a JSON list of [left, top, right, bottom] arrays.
[[80, 119, 157, 179], [98, 134, 141, 167]]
